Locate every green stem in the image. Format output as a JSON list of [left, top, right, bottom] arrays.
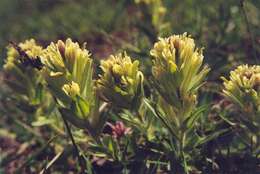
[[170, 130, 189, 174], [180, 132, 189, 174], [60, 113, 87, 173]]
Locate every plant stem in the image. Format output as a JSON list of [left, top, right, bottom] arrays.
[[61, 113, 87, 173], [170, 131, 189, 174], [239, 0, 258, 63], [180, 132, 189, 174]]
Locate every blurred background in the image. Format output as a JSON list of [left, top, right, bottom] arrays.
[[0, 0, 259, 79]]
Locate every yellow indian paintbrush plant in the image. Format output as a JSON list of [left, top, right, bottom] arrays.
[[41, 39, 94, 108], [3, 39, 44, 104], [148, 33, 211, 173], [222, 64, 260, 120], [41, 39, 109, 139], [151, 33, 210, 120]]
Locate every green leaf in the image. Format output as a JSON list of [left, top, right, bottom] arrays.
[[33, 83, 44, 104], [88, 138, 114, 158], [218, 113, 236, 126], [184, 131, 200, 151], [107, 137, 118, 159], [32, 116, 55, 126], [143, 98, 179, 140], [39, 151, 63, 174], [183, 104, 209, 130], [195, 128, 229, 147], [71, 96, 90, 119], [59, 108, 90, 129], [76, 95, 90, 117]]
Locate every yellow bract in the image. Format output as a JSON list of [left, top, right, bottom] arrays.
[[150, 33, 209, 119], [3, 39, 43, 100], [222, 65, 260, 112], [97, 52, 143, 108], [63, 81, 80, 99], [4, 39, 43, 70], [41, 38, 94, 106]]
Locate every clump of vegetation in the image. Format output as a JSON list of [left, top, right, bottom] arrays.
[[0, 0, 259, 173]]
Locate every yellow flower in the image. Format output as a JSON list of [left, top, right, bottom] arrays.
[[19, 39, 43, 58], [4, 39, 43, 70], [150, 33, 209, 124], [62, 81, 80, 99], [222, 65, 260, 113], [3, 39, 43, 100], [41, 38, 101, 124], [97, 52, 143, 108], [150, 33, 209, 117], [41, 38, 93, 105]]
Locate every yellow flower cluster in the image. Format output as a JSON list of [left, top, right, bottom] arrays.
[[97, 53, 143, 108], [62, 81, 80, 99], [3, 39, 43, 101], [150, 33, 210, 112], [4, 39, 43, 70], [41, 39, 94, 108], [222, 65, 260, 113]]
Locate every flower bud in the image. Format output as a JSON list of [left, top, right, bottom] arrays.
[[57, 40, 66, 58]]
